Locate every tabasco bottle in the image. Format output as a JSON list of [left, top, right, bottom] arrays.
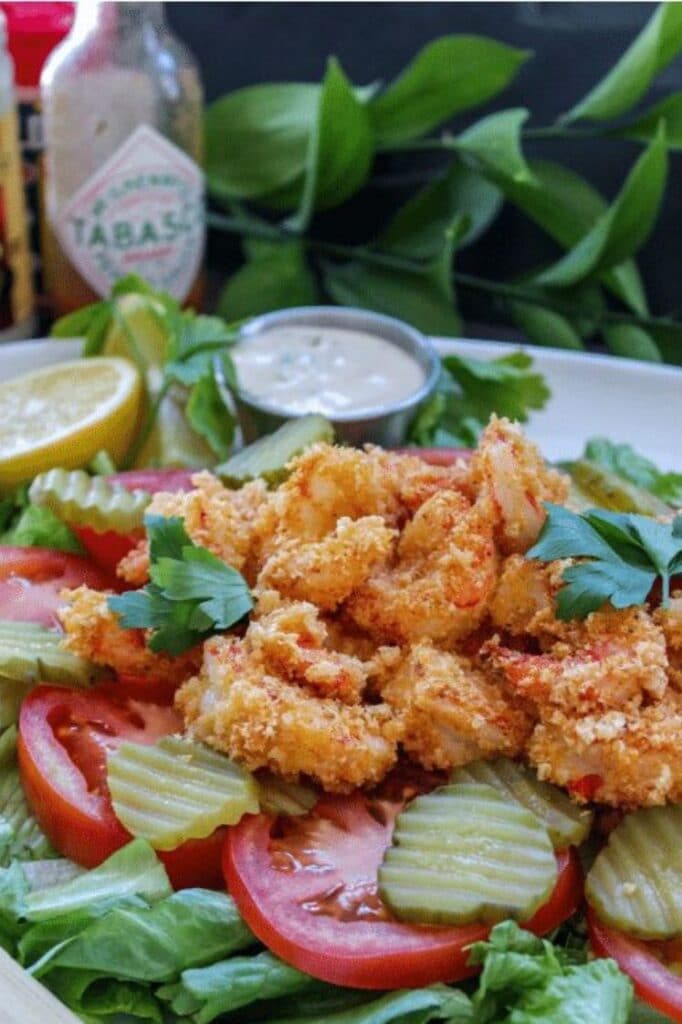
[[40, 1, 205, 315]]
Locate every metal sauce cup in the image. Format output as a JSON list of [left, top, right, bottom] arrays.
[[230, 306, 440, 447]]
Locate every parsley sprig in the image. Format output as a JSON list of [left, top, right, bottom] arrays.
[[527, 503, 682, 620], [108, 516, 253, 655]]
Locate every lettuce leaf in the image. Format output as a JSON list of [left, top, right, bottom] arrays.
[[584, 437, 682, 507]]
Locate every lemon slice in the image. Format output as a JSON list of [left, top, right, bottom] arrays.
[[0, 357, 142, 487]]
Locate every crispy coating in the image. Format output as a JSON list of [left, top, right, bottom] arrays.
[[380, 641, 532, 770], [530, 695, 682, 807], [469, 416, 569, 554], [177, 634, 402, 792], [117, 471, 270, 585], [59, 586, 200, 684], [257, 515, 396, 610], [655, 593, 682, 688], [488, 554, 572, 644], [346, 490, 498, 644]]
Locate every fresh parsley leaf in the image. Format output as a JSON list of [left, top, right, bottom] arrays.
[[408, 352, 550, 447], [109, 517, 253, 655], [583, 437, 682, 507], [528, 503, 682, 620]]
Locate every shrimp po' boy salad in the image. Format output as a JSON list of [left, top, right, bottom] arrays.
[[0, 276, 681, 1024]]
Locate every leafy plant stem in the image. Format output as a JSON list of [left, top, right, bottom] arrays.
[[120, 380, 171, 471]]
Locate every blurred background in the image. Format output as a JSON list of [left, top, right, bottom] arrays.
[[166, 2, 680, 317]]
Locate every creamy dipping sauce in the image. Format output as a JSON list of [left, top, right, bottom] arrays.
[[232, 325, 426, 416]]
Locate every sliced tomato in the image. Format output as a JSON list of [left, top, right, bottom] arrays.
[[224, 774, 582, 989], [0, 545, 118, 627], [74, 468, 195, 572], [588, 909, 682, 1022], [18, 683, 225, 890]]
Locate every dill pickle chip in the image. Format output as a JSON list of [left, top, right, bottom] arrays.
[[586, 806, 682, 940], [568, 459, 671, 516], [256, 773, 318, 816], [452, 760, 593, 848], [107, 736, 259, 850], [0, 620, 105, 689], [378, 782, 557, 927], [217, 414, 334, 487], [29, 468, 150, 535]]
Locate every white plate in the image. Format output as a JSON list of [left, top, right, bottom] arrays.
[[1, 336, 681, 469]]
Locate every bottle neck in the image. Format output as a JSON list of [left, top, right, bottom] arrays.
[[72, 2, 165, 40]]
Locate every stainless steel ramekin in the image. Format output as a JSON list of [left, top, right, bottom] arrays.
[[229, 306, 440, 446]]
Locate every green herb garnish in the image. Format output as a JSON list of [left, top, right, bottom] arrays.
[[583, 437, 682, 508], [409, 351, 550, 447], [108, 516, 253, 655], [528, 503, 682, 620]]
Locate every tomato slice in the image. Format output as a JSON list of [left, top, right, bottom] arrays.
[[588, 909, 682, 1022], [0, 545, 118, 627], [224, 774, 583, 989], [74, 468, 195, 573], [18, 683, 225, 890]]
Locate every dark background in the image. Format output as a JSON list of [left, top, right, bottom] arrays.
[[166, 3, 682, 326]]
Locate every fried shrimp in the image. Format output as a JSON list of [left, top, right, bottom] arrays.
[[529, 695, 682, 807], [117, 471, 270, 585], [489, 554, 580, 645], [469, 416, 569, 554], [59, 586, 200, 684], [257, 515, 396, 610], [380, 641, 532, 770], [177, 634, 402, 792], [347, 489, 498, 644]]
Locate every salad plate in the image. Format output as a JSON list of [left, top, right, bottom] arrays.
[[2, 336, 681, 469]]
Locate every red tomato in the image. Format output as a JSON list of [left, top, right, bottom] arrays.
[[224, 778, 583, 989], [74, 468, 195, 572], [0, 545, 118, 627], [18, 683, 225, 890], [589, 910, 682, 1022]]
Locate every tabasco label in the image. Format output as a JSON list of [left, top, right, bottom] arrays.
[[54, 124, 204, 301]]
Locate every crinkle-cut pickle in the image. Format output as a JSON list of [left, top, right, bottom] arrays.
[[586, 805, 682, 940], [451, 759, 593, 849], [29, 467, 150, 535], [216, 413, 334, 487], [0, 620, 103, 688], [378, 781, 557, 927], [256, 773, 318, 816], [107, 735, 259, 850]]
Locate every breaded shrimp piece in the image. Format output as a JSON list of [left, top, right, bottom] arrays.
[[655, 592, 682, 688], [257, 515, 396, 610], [59, 586, 200, 684], [489, 554, 577, 644], [529, 694, 682, 807], [247, 593, 369, 703], [380, 641, 532, 771], [373, 447, 470, 515], [266, 443, 403, 545], [485, 606, 669, 715], [117, 472, 270, 585], [177, 635, 402, 792], [347, 489, 498, 644], [469, 416, 569, 554]]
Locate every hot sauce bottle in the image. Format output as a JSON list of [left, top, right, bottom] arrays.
[[40, 1, 205, 315]]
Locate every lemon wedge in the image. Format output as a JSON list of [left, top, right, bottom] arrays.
[[0, 357, 142, 487]]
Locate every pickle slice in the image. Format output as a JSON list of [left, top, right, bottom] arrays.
[[0, 620, 104, 688], [29, 468, 150, 534], [217, 414, 334, 487], [452, 760, 593, 849], [107, 736, 259, 850], [568, 460, 671, 516], [586, 806, 682, 940], [256, 773, 318, 816], [0, 754, 55, 865], [378, 782, 557, 926]]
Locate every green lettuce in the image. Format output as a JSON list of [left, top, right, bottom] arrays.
[[583, 437, 682, 507]]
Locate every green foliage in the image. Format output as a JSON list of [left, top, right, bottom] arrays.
[[109, 515, 253, 655], [583, 437, 682, 505], [206, 5, 682, 363], [527, 503, 682, 619]]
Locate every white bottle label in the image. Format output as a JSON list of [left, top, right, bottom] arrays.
[[54, 124, 204, 301]]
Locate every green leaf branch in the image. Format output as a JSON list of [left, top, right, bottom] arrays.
[[206, 5, 682, 363]]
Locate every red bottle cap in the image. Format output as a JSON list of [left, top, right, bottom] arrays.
[[1, 2, 74, 90]]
